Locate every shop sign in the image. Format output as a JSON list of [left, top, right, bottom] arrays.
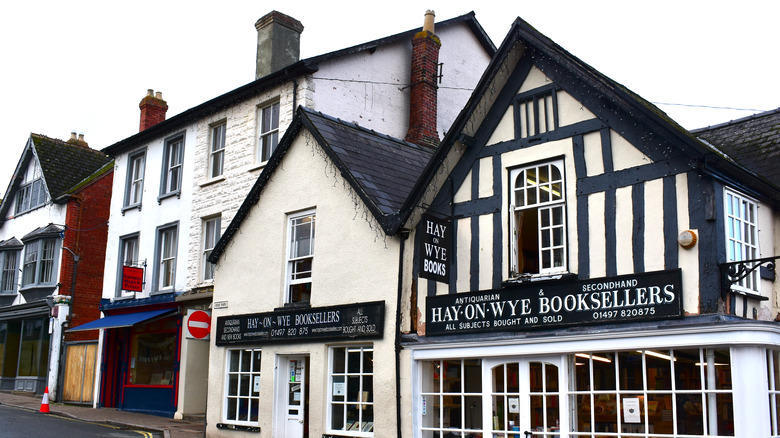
[[122, 266, 144, 292], [419, 214, 450, 283], [215, 301, 384, 346], [426, 269, 682, 335]]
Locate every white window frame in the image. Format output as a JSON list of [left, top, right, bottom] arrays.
[[15, 178, 46, 214], [209, 122, 226, 179], [327, 345, 375, 435], [160, 134, 184, 198], [285, 210, 315, 304], [117, 233, 140, 296], [257, 102, 280, 164], [21, 238, 58, 288], [155, 224, 178, 291], [769, 349, 780, 436], [223, 348, 262, 425], [124, 151, 146, 208], [0, 250, 19, 293], [202, 216, 221, 282], [509, 159, 567, 277], [724, 188, 759, 292]]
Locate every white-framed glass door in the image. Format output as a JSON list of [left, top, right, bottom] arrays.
[[486, 356, 567, 438], [275, 355, 308, 438]]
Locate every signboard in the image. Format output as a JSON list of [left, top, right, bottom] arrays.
[[122, 266, 144, 292], [419, 214, 451, 283], [215, 301, 384, 346], [186, 309, 211, 340], [426, 269, 682, 335]]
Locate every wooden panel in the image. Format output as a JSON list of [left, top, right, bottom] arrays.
[[62, 343, 97, 403]]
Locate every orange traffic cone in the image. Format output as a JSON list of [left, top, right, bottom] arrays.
[[39, 386, 50, 413]]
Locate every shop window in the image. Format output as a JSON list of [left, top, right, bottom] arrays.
[[768, 350, 780, 436], [724, 188, 759, 292], [286, 210, 315, 304], [328, 345, 374, 434], [18, 317, 48, 377], [257, 101, 280, 164], [21, 238, 58, 288], [510, 160, 566, 277], [514, 87, 557, 139], [155, 224, 178, 291], [0, 250, 19, 293], [570, 349, 734, 436], [224, 348, 262, 424], [128, 317, 177, 386], [209, 122, 226, 179], [124, 150, 146, 209], [160, 134, 184, 198], [420, 359, 482, 438], [202, 216, 220, 281]]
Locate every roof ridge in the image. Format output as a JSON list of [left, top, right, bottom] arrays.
[[691, 107, 780, 133]]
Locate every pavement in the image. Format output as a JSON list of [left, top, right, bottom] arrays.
[[0, 391, 205, 438]]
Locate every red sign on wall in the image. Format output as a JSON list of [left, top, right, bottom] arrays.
[[122, 266, 144, 292], [186, 310, 211, 340]]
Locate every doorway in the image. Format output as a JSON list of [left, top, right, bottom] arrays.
[[275, 355, 309, 438], [485, 356, 567, 437]]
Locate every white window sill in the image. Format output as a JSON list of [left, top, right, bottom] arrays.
[[200, 176, 225, 188]]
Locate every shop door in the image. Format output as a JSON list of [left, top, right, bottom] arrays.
[[62, 343, 97, 404], [276, 356, 309, 438], [486, 356, 567, 437]]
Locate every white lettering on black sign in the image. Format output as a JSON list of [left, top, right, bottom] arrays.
[[419, 214, 451, 283]]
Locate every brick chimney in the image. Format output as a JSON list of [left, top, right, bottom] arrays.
[[139, 89, 168, 131], [255, 11, 304, 80], [405, 10, 441, 149]]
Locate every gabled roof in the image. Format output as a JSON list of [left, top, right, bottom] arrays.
[[210, 107, 433, 262], [0, 134, 112, 223], [102, 12, 495, 157], [400, 16, 780, 215], [692, 108, 780, 190]]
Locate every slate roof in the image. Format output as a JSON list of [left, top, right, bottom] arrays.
[[0, 134, 112, 223], [31, 134, 113, 199], [692, 108, 780, 190], [102, 12, 495, 156], [210, 107, 433, 262]]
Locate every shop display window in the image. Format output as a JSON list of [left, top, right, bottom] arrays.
[[128, 317, 177, 386], [328, 345, 374, 435], [224, 348, 262, 424], [420, 359, 482, 438], [17, 317, 47, 377], [570, 348, 734, 436], [768, 350, 780, 436]]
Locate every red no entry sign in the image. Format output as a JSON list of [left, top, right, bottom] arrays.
[[187, 310, 211, 339]]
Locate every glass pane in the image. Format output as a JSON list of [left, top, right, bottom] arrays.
[[443, 361, 462, 392], [364, 350, 373, 373], [493, 365, 505, 393], [529, 362, 543, 392], [674, 349, 702, 390], [228, 374, 238, 396], [347, 376, 360, 401], [716, 393, 735, 436], [464, 395, 482, 429], [645, 350, 672, 390], [442, 395, 461, 428], [348, 350, 360, 373], [464, 359, 481, 392], [648, 393, 673, 434], [593, 393, 617, 432], [227, 398, 237, 420], [574, 354, 591, 391], [592, 353, 615, 390], [546, 395, 560, 431], [331, 403, 344, 429], [530, 394, 543, 430], [571, 394, 592, 432], [546, 363, 558, 391], [333, 348, 345, 373], [239, 375, 250, 396], [676, 393, 704, 434], [618, 351, 643, 390]]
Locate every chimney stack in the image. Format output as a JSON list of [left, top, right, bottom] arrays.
[[139, 89, 169, 131], [255, 11, 304, 80], [405, 10, 441, 149], [66, 131, 89, 148]]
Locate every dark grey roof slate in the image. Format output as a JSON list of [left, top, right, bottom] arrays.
[[692, 109, 780, 190], [21, 223, 64, 241], [303, 110, 433, 217], [0, 237, 22, 249], [31, 134, 112, 200]]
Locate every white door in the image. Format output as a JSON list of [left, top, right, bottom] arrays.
[[277, 356, 308, 438], [485, 356, 567, 438]]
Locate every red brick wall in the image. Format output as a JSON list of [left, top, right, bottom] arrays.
[[139, 95, 168, 131], [405, 31, 441, 149], [62, 168, 113, 343]]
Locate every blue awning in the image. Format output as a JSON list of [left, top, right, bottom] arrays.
[[67, 309, 175, 332]]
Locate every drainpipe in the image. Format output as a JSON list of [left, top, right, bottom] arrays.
[[395, 230, 410, 438]]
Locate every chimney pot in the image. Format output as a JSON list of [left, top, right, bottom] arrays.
[[255, 11, 304, 79], [155, 91, 162, 99], [423, 10, 435, 33], [78, 133, 84, 142], [147, 89, 154, 97], [70, 132, 77, 141]]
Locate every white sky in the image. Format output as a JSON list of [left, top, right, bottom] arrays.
[[1, 0, 778, 195]]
